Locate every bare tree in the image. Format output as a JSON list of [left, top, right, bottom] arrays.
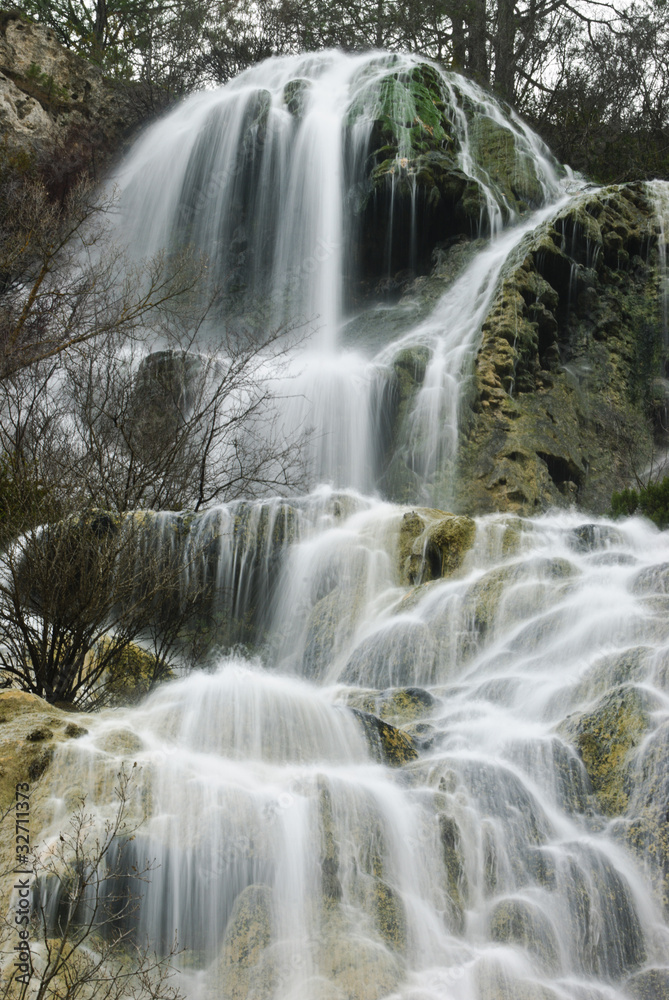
[[0, 767, 183, 1000], [0, 509, 206, 707], [0, 138, 205, 384]]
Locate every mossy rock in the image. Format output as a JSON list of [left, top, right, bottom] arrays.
[[560, 684, 653, 815], [0, 691, 88, 912], [358, 874, 407, 952], [397, 507, 475, 584], [438, 813, 468, 932], [454, 183, 662, 517], [283, 78, 310, 117], [488, 897, 560, 973], [211, 884, 273, 1000], [349, 709, 418, 766], [625, 968, 669, 1000], [341, 620, 438, 689], [344, 686, 436, 727], [303, 587, 358, 679], [467, 113, 545, 210], [103, 641, 171, 706]]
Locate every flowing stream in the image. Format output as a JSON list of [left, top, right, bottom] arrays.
[[34, 50, 669, 1000]]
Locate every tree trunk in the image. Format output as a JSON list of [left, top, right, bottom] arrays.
[[494, 0, 516, 101], [467, 0, 489, 82]]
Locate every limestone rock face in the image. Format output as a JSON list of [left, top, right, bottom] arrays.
[[348, 62, 562, 291], [454, 183, 662, 515], [0, 11, 153, 154]]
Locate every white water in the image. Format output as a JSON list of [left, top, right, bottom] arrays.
[[21, 49, 669, 1000], [649, 179, 669, 346]]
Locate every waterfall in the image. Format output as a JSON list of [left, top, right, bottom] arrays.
[[108, 50, 571, 502], [20, 49, 669, 1000], [42, 509, 669, 1000]]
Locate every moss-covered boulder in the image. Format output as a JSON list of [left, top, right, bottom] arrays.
[[397, 507, 475, 584], [210, 883, 274, 1000], [488, 897, 560, 973], [350, 709, 418, 766], [283, 78, 310, 117], [454, 184, 664, 516], [625, 968, 669, 1000], [560, 684, 653, 815], [344, 686, 436, 726], [357, 874, 407, 952], [347, 61, 562, 294]]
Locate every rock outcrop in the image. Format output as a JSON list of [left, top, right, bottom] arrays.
[[0, 10, 157, 161], [454, 184, 663, 514]]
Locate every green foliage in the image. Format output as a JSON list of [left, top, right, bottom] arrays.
[[611, 476, 669, 528], [26, 61, 70, 101]]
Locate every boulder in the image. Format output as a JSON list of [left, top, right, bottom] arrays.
[[488, 896, 560, 973], [397, 507, 476, 584], [626, 968, 669, 1000], [349, 709, 418, 766], [454, 184, 663, 515], [560, 684, 654, 815]]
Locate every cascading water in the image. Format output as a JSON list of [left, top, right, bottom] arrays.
[[42, 508, 669, 1000], [109, 50, 571, 501], [19, 48, 669, 1000]]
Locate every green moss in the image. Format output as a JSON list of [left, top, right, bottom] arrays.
[[363, 876, 406, 951]]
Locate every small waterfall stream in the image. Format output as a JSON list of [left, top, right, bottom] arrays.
[[22, 49, 669, 1000]]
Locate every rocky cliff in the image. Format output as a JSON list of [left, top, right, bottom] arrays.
[[455, 183, 664, 515], [0, 10, 157, 172]]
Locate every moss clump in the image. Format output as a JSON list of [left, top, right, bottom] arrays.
[[363, 876, 406, 951]]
